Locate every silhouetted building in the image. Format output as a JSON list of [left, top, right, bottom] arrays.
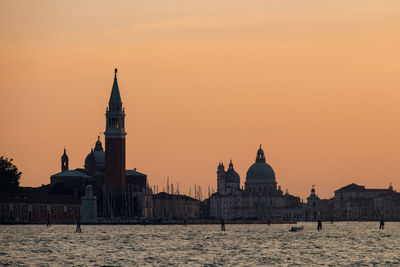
[[152, 192, 200, 221], [374, 190, 400, 220], [305, 185, 321, 220], [334, 183, 399, 220], [210, 145, 285, 221], [49, 69, 152, 219], [0, 193, 80, 224]]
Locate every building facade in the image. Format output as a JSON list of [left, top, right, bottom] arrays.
[[334, 183, 400, 220], [210, 145, 285, 221], [0, 193, 80, 224], [282, 186, 333, 222], [152, 192, 200, 221]]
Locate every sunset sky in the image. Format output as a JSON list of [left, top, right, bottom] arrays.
[[1, 0, 399, 199]]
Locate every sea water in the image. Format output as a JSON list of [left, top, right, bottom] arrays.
[[1, 222, 399, 266]]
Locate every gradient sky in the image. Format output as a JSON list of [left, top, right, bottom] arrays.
[[1, 0, 400, 199]]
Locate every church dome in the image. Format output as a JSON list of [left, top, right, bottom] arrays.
[[246, 145, 276, 180], [84, 138, 105, 169], [246, 162, 275, 180], [225, 160, 240, 183]]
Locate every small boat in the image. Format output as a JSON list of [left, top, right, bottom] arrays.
[[289, 226, 304, 232]]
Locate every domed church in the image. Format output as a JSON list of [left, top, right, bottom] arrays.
[[210, 145, 285, 220], [50, 69, 152, 218]]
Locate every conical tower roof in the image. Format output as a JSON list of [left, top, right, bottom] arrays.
[[109, 68, 122, 104]]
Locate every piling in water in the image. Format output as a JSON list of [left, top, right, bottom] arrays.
[[317, 220, 322, 230], [76, 219, 81, 233]]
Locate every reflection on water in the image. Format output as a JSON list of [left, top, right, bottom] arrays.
[[1, 222, 400, 266]]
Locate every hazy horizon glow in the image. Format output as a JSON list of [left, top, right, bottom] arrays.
[[1, 0, 400, 199]]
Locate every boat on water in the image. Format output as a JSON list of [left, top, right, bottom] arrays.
[[289, 226, 304, 232]]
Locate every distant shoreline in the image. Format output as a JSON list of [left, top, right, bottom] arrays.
[[1, 220, 397, 225]]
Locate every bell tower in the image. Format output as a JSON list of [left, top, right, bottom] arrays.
[[104, 68, 127, 187], [217, 162, 225, 193], [61, 148, 69, 172]]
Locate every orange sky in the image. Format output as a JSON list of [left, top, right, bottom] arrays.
[[1, 0, 400, 199]]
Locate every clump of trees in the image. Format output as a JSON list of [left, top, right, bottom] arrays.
[[0, 156, 22, 192]]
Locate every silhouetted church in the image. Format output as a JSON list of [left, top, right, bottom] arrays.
[[50, 69, 152, 218], [210, 145, 285, 220]]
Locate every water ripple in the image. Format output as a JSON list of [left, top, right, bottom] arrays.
[[1, 223, 400, 266]]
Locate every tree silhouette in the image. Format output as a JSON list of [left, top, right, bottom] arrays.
[[0, 157, 22, 192]]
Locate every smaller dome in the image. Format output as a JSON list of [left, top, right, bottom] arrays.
[[85, 149, 96, 169], [226, 170, 240, 183], [84, 138, 105, 169], [225, 160, 240, 183], [92, 150, 105, 166], [85, 150, 105, 168]]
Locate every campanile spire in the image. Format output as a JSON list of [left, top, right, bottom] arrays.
[[104, 68, 126, 187], [109, 68, 122, 105]]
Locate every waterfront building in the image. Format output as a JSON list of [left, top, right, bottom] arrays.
[[334, 183, 400, 220], [374, 190, 400, 220], [282, 186, 332, 222], [305, 185, 321, 220], [152, 192, 200, 221], [0, 192, 80, 223], [49, 69, 152, 219], [210, 145, 286, 221]]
